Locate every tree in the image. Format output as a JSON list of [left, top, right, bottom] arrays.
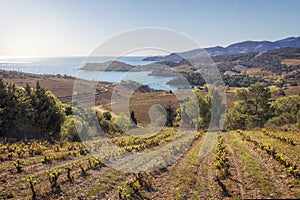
[[130, 110, 137, 127], [178, 88, 224, 130], [180, 97, 199, 129], [226, 83, 272, 129], [0, 79, 8, 136], [209, 87, 226, 130], [248, 83, 271, 117], [100, 119, 111, 134], [31, 81, 65, 138], [3, 83, 19, 136], [265, 95, 300, 127], [165, 102, 177, 127], [16, 86, 33, 137], [236, 88, 248, 102], [0, 80, 65, 139]]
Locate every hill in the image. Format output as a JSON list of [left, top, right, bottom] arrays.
[[144, 36, 300, 62], [213, 47, 300, 75], [165, 47, 300, 87], [81, 61, 135, 71]]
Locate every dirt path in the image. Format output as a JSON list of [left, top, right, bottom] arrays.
[[146, 133, 222, 199], [223, 133, 247, 199], [94, 102, 116, 117], [196, 153, 223, 199], [148, 139, 204, 199]]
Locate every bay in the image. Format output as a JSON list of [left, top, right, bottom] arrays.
[[0, 56, 177, 91]]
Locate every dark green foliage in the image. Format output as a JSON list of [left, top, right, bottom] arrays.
[[65, 105, 72, 116], [32, 82, 65, 138], [265, 95, 300, 128], [0, 79, 65, 139], [130, 110, 137, 127], [103, 111, 112, 120], [214, 47, 300, 75], [59, 116, 81, 141], [179, 96, 200, 129], [226, 83, 272, 129], [179, 87, 225, 130], [93, 110, 117, 136], [167, 68, 260, 88], [99, 119, 111, 133], [165, 102, 177, 127], [209, 87, 226, 130], [113, 112, 131, 133], [62, 105, 116, 141], [223, 75, 259, 87], [168, 47, 300, 88], [167, 71, 206, 86]]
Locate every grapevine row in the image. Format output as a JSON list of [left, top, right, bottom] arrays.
[[237, 130, 300, 179], [262, 128, 295, 146], [214, 134, 231, 197]]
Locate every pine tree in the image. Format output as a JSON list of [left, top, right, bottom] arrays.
[[165, 102, 176, 127], [0, 79, 7, 136], [130, 110, 138, 127], [32, 81, 65, 138], [0, 80, 65, 139]]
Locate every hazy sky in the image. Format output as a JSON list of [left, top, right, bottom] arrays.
[[0, 0, 300, 57]]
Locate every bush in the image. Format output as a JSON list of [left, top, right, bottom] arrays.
[[265, 116, 286, 128], [103, 112, 112, 120], [100, 119, 110, 133], [266, 95, 300, 128], [113, 113, 131, 133], [60, 117, 80, 141]]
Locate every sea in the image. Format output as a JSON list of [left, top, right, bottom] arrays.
[[0, 56, 177, 91]]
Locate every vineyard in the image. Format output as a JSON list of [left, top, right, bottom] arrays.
[[1, 128, 300, 199]]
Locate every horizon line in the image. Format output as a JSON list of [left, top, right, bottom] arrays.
[[1, 35, 299, 58]]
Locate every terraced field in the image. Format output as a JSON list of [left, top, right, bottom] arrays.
[[1, 129, 300, 199]]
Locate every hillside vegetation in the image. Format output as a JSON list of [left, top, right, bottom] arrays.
[[0, 45, 300, 199], [166, 47, 300, 87]]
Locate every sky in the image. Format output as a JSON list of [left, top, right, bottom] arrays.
[[0, 0, 300, 57]]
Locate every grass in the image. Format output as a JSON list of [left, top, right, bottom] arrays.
[[87, 170, 122, 198], [1, 129, 300, 199], [172, 139, 205, 198], [225, 132, 277, 198], [246, 130, 300, 164]]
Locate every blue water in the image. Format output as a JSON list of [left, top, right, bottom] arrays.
[[0, 56, 177, 90]]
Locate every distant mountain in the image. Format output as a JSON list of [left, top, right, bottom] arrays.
[[143, 36, 300, 62]]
